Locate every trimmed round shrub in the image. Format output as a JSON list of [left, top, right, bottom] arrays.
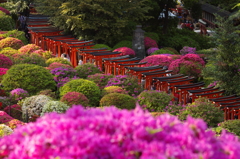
[[0, 37, 24, 50], [112, 40, 132, 50], [21, 95, 53, 120], [139, 54, 174, 67], [9, 88, 29, 101], [0, 105, 240, 158], [4, 104, 22, 120], [0, 47, 19, 57], [144, 37, 158, 49], [102, 86, 128, 96], [178, 97, 224, 127], [59, 79, 101, 106], [41, 101, 70, 116], [163, 47, 179, 54], [46, 57, 72, 66], [147, 47, 159, 55], [170, 54, 182, 60], [1, 30, 28, 45], [218, 120, 240, 137], [46, 62, 73, 70], [138, 90, 172, 112], [0, 68, 7, 82], [60, 91, 89, 107], [113, 47, 135, 57], [12, 53, 47, 67], [144, 32, 160, 42], [35, 50, 55, 59], [37, 89, 57, 99], [152, 49, 175, 55], [91, 44, 112, 51], [0, 124, 12, 137], [87, 73, 114, 90], [180, 46, 197, 55], [100, 93, 136, 109], [18, 44, 41, 54], [106, 75, 143, 97], [0, 54, 12, 68], [5, 119, 25, 130], [1, 64, 56, 95], [0, 11, 15, 31], [0, 111, 13, 124], [75, 63, 102, 79]]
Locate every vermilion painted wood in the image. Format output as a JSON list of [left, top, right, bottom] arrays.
[[189, 87, 220, 103], [195, 90, 225, 100], [118, 62, 147, 75], [110, 58, 141, 75], [103, 56, 131, 74], [82, 51, 112, 64]]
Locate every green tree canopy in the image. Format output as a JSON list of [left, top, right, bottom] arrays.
[[34, 0, 152, 46]]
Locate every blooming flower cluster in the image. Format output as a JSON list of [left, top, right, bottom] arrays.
[[6, 119, 25, 130], [0, 47, 19, 57], [140, 54, 174, 67], [60, 91, 89, 107], [147, 47, 159, 55], [41, 101, 70, 116], [144, 37, 158, 49], [10, 88, 29, 101], [0, 105, 240, 158], [113, 47, 136, 56], [0, 7, 10, 15], [0, 68, 8, 76], [46, 62, 73, 70], [0, 54, 12, 68], [0, 37, 24, 50], [208, 81, 219, 88], [180, 46, 196, 55], [18, 44, 41, 54], [87, 73, 114, 89], [0, 111, 14, 124], [0, 124, 13, 137]]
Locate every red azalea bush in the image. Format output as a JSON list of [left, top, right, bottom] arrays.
[[0, 37, 24, 50], [144, 37, 158, 49], [0, 7, 10, 15], [0, 54, 13, 68], [113, 47, 135, 57], [60, 91, 89, 107], [46, 62, 73, 70], [18, 44, 41, 54], [140, 54, 174, 67], [0, 111, 14, 124]]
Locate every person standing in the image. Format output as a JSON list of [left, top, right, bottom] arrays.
[[16, 13, 27, 31]]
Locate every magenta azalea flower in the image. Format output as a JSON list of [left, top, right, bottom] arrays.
[[147, 47, 159, 55], [144, 37, 158, 49], [113, 47, 135, 56], [140, 54, 174, 67]]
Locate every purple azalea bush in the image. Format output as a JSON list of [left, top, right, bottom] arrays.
[[180, 46, 197, 55], [0, 105, 240, 158], [10, 88, 29, 101], [146, 47, 159, 55]]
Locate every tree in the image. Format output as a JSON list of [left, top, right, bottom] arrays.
[[202, 15, 240, 95], [34, 0, 152, 46]]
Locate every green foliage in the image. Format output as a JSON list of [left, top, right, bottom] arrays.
[[205, 15, 240, 95], [164, 102, 186, 116], [152, 49, 175, 55], [0, 11, 15, 31], [218, 119, 240, 137], [2, 30, 28, 45], [112, 40, 132, 50], [59, 79, 101, 106], [0, 47, 19, 58], [87, 73, 114, 90], [75, 63, 102, 79], [46, 57, 72, 66], [21, 95, 53, 121], [144, 32, 160, 43], [0, 37, 24, 50], [119, 36, 132, 42], [178, 97, 224, 127], [1, 64, 56, 95], [91, 44, 112, 51], [12, 53, 47, 67], [34, 0, 152, 46], [41, 101, 70, 116], [137, 90, 172, 112], [162, 47, 179, 54], [37, 89, 57, 99], [102, 86, 128, 97], [100, 93, 136, 109]]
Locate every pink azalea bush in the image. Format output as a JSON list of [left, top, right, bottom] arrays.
[[139, 54, 174, 67], [0, 54, 13, 68], [180, 46, 197, 55], [10, 88, 29, 101], [0, 37, 24, 50], [0, 105, 240, 158], [0, 68, 8, 76], [113, 47, 135, 57], [0, 111, 13, 124], [18, 44, 41, 54], [144, 37, 158, 49], [146, 47, 159, 55], [60, 91, 89, 107]]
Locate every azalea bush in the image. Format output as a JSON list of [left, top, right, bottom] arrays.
[[87, 73, 114, 89], [0, 68, 8, 81], [91, 44, 112, 51], [3, 104, 22, 120], [113, 47, 135, 57], [163, 47, 179, 54], [1, 64, 56, 95], [5, 119, 25, 130], [139, 54, 174, 67], [18, 44, 41, 54], [59, 79, 101, 106], [100, 93, 136, 109], [151, 49, 175, 55], [46, 62, 73, 70], [144, 37, 158, 49], [0, 7, 10, 15], [0, 105, 240, 158], [138, 90, 172, 112], [146, 47, 159, 55], [60, 91, 89, 107], [41, 101, 70, 116], [75, 63, 102, 79], [178, 97, 224, 127], [37, 89, 57, 99], [12, 53, 47, 67], [145, 32, 159, 43], [0, 111, 13, 124], [0, 54, 12, 68], [180, 46, 197, 55], [0, 124, 12, 137], [102, 86, 128, 97], [0, 37, 24, 50], [46, 57, 72, 66], [1, 30, 28, 45], [218, 120, 240, 137], [163, 102, 186, 116], [0, 47, 19, 57], [9, 88, 29, 101], [0, 11, 14, 31]]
